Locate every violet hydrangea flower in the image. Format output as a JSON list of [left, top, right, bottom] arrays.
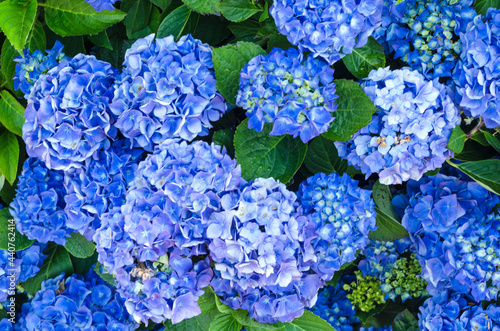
[[85, 0, 118, 11], [453, 8, 500, 128], [297, 172, 377, 281], [402, 174, 500, 302], [270, 0, 383, 64], [23, 54, 119, 171], [237, 48, 338, 143], [335, 67, 460, 185], [13, 41, 67, 98], [110, 34, 227, 150], [208, 178, 323, 323]]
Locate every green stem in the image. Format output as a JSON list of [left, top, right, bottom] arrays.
[[466, 117, 484, 139]]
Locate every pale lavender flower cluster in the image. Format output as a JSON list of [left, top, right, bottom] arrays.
[[23, 54, 119, 171], [297, 172, 377, 281], [336, 67, 460, 185], [209, 178, 323, 323], [270, 0, 384, 64], [111, 34, 227, 151]]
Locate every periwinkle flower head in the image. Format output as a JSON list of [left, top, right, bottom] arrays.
[[11, 158, 70, 245], [111, 34, 227, 150], [14, 41, 67, 98], [208, 178, 323, 323], [84, 0, 118, 11], [297, 172, 377, 281], [376, 0, 475, 79], [17, 243, 47, 283], [23, 54, 119, 171], [237, 48, 338, 143], [270, 0, 383, 64], [16, 271, 138, 331], [453, 8, 500, 128], [402, 174, 500, 302], [0, 319, 12, 331], [94, 140, 242, 324], [335, 67, 460, 185]]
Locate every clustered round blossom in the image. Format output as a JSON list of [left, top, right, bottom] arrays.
[[419, 290, 500, 330], [453, 8, 500, 128], [0, 319, 12, 330], [16, 271, 138, 330], [402, 174, 500, 301], [209, 178, 322, 323], [297, 172, 377, 281], [11, 158, 70, 245], [111, 34, 227, 151], [270, 0, 383, 64], [14, 41, 67, 98], [376, 0, 475, 79], [23, 54, 118, 171], [84, 0, 118, 11], [237, 48, 338, 143], [344, 271, 386, 312], [336, 67, 460, 185], [94, 140, 242, 324]]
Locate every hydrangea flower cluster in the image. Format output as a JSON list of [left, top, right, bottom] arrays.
[[344, 271, 386, 312], [16, 270, 137, 330], [13, 41, 67, 98], [94, 140, 242, 324], [335, 67, 460, 185], [376, 0, 475, 78], [23, 54, 119, 171], [0, 319, 12, 331], [297, 172, 377, 281], [402, 174, 500, 301], [419, 290, 500, 330], [111, 34, 227, 150], [270, 0, 384, 64], [209, 178, 322, 323], [84, 0, 118, 11], [453, 8, 500, 128], [237, 48, 338, 143]]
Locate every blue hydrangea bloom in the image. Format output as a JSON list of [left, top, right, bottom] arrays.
[[237, 48, 338, 143], [375, 0, 475, 79], [0, 319, 12, 330], [16, 270, 138, 331], [361, 327, 393, 331], [111, 34, 227, 150], [11, 158, 70, 245], [297, 172, 377, 281], [453, 8, 500, 128], [335, 67, 460, 185], [13, 41, 67, 98], [209, 178, 323, 324], [23, 54, 119, 171], [270, 0, 383, 64], [402, 174, 500, 301], [84, 0, 118, 11], [94, 140, 242, 324]]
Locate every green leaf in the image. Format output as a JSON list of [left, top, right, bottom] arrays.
[[194, 16, 232, 45], [267, 33, 294, 51], [470, 131, 489, 146], [448, 159, 500, 195], [89, 29, 113, 50], [342, 37, 386, 79], [322, 79, 378, 142], [474, 0, 500, 15], [232, 310, 284, 330], [0, 131, 19, 185], [0, 0, 37, 53], [234, 119, 307, 184], [483, 131, 500, 153], [283, 310, 334, 331], [326, 261, 357, 287], [44, 0, 127, 37], [447, 125, 467, 153], [220, 0, 261, 22], [1, 40, 19, 91], [356, 302, 388, 324], [393, 309, 418, 331], [23, 243, 74, 295], [71, 251, 98, 275], [183, 0, 219, 14], [209, 313, 242, 331], [157, 5, 193, 40], [197, 287, 217, 314], [369, 181, 409, 241], [213, 129, 235, 158], [304, 135, 348, 175], [163, 313, 212, 331], [27, 21, 47, 53], [212, 42, 265, 104], [0, 208, 34, 251], [93, 262, 116, 286], [150, 0, 172, 10], [64, 232, 96, 258], [122, 0, 152, 37], [0, 90, 25, 136], [127, 6, 162, 39]]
